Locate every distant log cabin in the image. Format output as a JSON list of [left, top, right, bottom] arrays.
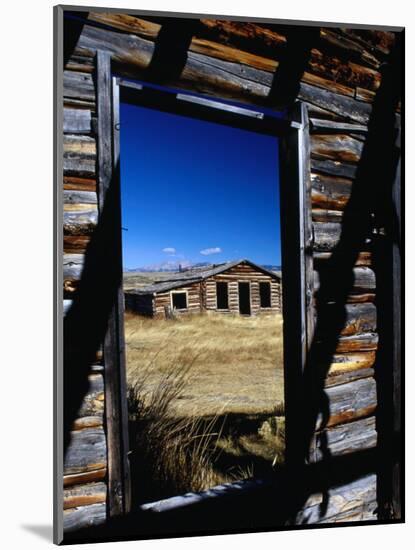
[[125, 260, 282, 318]]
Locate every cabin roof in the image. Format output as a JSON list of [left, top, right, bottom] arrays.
[[126, 259, 281, 295]]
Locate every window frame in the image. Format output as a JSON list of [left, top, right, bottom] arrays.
[[170, 289, 188, 311], [98, 51, 313, 514]]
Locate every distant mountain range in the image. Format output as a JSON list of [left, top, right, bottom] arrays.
[[125, 261, 281, 273]]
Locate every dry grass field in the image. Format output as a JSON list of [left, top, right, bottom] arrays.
[[125, 312, 284, 417], [124, 311, 285, 502]]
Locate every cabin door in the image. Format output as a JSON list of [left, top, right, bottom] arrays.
[[238, 282, 251, 315]]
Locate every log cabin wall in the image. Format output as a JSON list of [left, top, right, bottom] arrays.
[[154, 282, 203, 317], [61, 8, 402, 536], [204, 263, 281, 314]]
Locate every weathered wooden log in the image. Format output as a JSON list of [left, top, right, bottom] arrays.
[[317, 302, 376, 336], [64, 190, 97, 205], [313, 222, 342, 251], [65, 53, 95, 73], [64, 235, 91, 254], [63, 135, 96, 177], [311, 172, 352, 210], [64, 467, 107, 488], [74, 23, 372, 122], [64, 482, 107, 510], [76, 374, 104, 420], [63, 108, 92, 134], [310, 118, 368, 134], [325, 367, 374, 388], [64, 427, 107, 475], [318, 376, 377, 428], [63, 253, 83, 281], [296, 473, 376, 524], [326, 350, 376, 376], [311, 416, 377, 461], [335, 332, 378, 352], [311, 158, 358, 179], [314, 250, 372, 267], [310, 134, 364, 163], [312, 209, 344, 223], [63, 502, 106, 532], [314, 267, 376, 294], [72, 416, 103, 431], [63, 175, 97, 192], [64, 70, 95, 101], [63, 209, 98, 236]]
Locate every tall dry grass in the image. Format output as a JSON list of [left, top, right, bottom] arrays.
[[125, 312, 285, 503]]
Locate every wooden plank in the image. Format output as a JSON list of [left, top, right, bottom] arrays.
[[63, 209, 98, 235], [64, 190, 97, 205], [318, 302, 376, 336], [310, 134, 364, 163], [63, 176, 97, 192], [64, 467, 107, 488], [313, 221, 342, 251], [75, 374, 104, 420], [64, 235, 91, 253], [63, 107, 92, 133], [335, 332, 378, 353], [63, 70, 95, 101], [314, 250, 372, 267], [311, 416, 377, 461], [297, 473, 377, 524], [63, 502, 106, 533], [326, 351, 376, 377], [314, 266, 376, 294], [64, 427, 107, 475], [318, 376, 377, 429], [64, 482, 107, 510], [97, 51, 130, 518], [311, 158, 358, 179], [310, 118, 368, 134], [311, 172, 353, 210], [63, 134, 96, 177]]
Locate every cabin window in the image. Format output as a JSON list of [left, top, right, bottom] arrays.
[[216, 282, 229, 309], [171, 291, 187, 310], [260, 282, 272, 308]]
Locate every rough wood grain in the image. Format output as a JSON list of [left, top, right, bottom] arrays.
[[64, 190, 97, 205], [63, 209, 98, 235], [311, 158, 358, 179], [320, 376, 377, 428], [63, 502, 106, 532], [64, 235, 91, 253], [63, 175, 97, 192], [310, 134, 364, 163], [296, 473, 377, 524], [63, 135, 96, 177], [64, 482, 107, 509], [335, 332, 378, 353], [63, 108, 92, 134], [314, 250, 372, 267], [314, 267, 375, 295], [64, 70, 95, 101], [325, 367, 375, 388], [326, 351, 376, 377], [64, 467, 107, 488], [318, 302, 376, 336], [311, 172, 353, 210], [311, 416, 377, 461], [64, 427, 107, 475]]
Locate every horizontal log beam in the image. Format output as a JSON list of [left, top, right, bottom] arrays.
[[64, 482, 107, 510], [321, 376, 377, 428], [64, 209, 98, 236], [64, 467, 107, 487], [335, 332, 378, 353], [63, 502, 106, 533], [311, 416, 377, 461], [64, 427, 107, 475], [64, 235, 91, 253], [63, 175, 97, 192], [310, 134, 364, 163], [63, 107, 92, 134]]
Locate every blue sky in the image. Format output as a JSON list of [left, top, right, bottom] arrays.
[[120, 102, 281, 270]]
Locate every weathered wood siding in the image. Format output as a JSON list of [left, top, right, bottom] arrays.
[[153, 282, 203, 317], [62, 16, 106, 532], [61, 9, 401, 532], [204, 263, 281, 314]]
